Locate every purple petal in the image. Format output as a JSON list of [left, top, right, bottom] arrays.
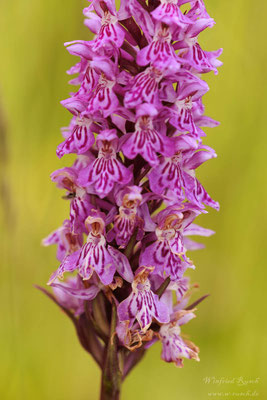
[[108, 246, 134, 283], [184, 223, 215, 237], [51, 281, 100, 300], [48, 251, 80, 285], [77, 239, 116, 285]]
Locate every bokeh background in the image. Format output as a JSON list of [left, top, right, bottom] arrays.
[[1, 0, 266, 399]]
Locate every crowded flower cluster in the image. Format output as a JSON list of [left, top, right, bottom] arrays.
[[43, 0, 222, 372]]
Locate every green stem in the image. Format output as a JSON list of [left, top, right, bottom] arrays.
[[100, 301, 122, 400]]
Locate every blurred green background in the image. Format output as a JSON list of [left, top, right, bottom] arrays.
[[1, 0, 266, 399]]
